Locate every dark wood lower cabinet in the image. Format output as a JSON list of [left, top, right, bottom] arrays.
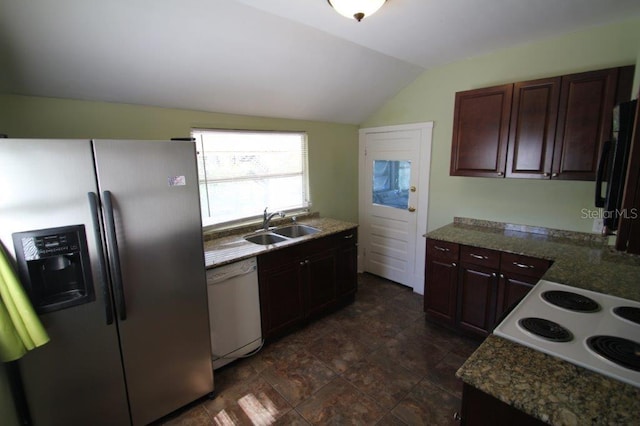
[[424, 238, 551, 337], [424, 240, 459, 326], [496, 273, 535, 318], [457, 264, 498, 336], [258, 228, 357, 340], [257, 257, 305, 338], [496, 252, 552, 320], [460, 383, 546, 426], [305, 250, 337, 318]]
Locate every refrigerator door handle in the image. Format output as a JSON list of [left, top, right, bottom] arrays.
[[88, 192, 114, 325], [595, 140, 611, 208], [103, 190, 127, 321]]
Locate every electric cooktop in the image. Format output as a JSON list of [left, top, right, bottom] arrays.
[[494, 280, 640, 388]]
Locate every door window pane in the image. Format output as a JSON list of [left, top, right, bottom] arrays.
[[372, 160, 411, 209]]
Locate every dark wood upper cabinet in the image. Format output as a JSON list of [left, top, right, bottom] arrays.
[[450, 84, 512, 177], [450, 66, 634, 180], [506, 77, 560, 179], [552, 68, 619, 180]]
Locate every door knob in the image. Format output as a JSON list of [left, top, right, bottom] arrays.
[[408, 207, 416, 212], [410, 186, 416, 192]]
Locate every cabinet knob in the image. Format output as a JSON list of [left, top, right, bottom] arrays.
[[552, 173, 558, 177], [410, 186, 417, 192], [497, 171, 504, 176], [543, 172, 549, 177], [452, 262, 457, 267], [408, 206, 416, 212], [453, 411, 462, 422], [300, 261, 305, 266], [344, 234, 354, 239], [434, 246, 450, 252]]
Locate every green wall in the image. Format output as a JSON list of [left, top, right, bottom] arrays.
[[0, 94, 360, 224], [363, 18, 640, 233]]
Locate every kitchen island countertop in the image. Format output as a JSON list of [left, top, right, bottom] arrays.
[[203, 217, 357, 268], [427, 219, 640, 425]]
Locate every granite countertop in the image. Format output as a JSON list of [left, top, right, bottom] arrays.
[[427, 218, 640, 425], [203, 217, 358, 268], [459, 335, 639, 425]]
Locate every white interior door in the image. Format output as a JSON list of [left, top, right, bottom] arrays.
[[358, 123, 433, 294]]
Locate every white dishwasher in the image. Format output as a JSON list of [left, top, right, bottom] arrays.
[[206, 257, 262, 370]]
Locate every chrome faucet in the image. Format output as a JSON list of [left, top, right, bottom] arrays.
[[262, 207, 285, 230]]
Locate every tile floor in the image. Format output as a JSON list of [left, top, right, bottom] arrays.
[[162, 273, 481, 425]]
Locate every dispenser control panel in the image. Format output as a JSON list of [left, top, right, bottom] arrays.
[[20, 231, 81, 260]]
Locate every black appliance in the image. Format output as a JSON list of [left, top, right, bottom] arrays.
[[596, 99, 637, 235]]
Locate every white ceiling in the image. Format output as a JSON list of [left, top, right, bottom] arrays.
[[1, 0, 640, 124]]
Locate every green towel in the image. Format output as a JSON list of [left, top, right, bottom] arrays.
[[0, 244, 49, 362]]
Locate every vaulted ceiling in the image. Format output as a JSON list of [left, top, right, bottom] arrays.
[[2, 0, 640, 124]]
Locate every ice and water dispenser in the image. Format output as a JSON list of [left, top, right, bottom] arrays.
[[12, 225, 95, 313]]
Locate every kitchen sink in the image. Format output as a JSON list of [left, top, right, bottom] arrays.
[[273, 224, 320, 238], [244, 233, 287, 245]]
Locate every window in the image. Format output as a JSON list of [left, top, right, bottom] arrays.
[[372, 160, 410, 209], [192, 129, 310, 228]]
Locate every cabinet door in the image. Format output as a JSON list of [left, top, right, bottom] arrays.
[[425, 258, 459, 325], [457, 263, 498, 337], [552, 68, 618, 181], [496, 273, 536, 319], [258, 254, 304, 339], [424, 240, 459, 325], [450, 84, 513, 177], [506, 77, 560, 179], [305, 249, 338, 318], [336, 230, 358, 298]]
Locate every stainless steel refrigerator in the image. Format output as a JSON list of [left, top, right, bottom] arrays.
[[0, 139, 213, 425]]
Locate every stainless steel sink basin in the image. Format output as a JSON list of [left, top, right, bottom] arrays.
[[273, 224, 320, 238], [244, 233, 287, 245]]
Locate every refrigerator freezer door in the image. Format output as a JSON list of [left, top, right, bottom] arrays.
[[0, 139, 130, 425], [93, 140, 213, 425]]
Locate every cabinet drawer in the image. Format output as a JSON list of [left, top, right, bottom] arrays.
[[333, 228, 358, 245], [427, 239, 459, 262], [460, 245, 500, 269], [501, 253, 551, 278]]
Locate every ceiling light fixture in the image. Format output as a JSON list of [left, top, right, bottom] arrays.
[[327, 0, 387, 22]]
